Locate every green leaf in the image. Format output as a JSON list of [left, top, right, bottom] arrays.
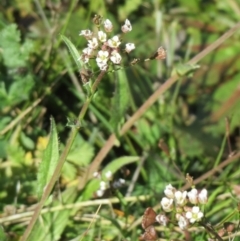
[[0, 24, 33, 68], [102, 156, 139, 176], [110, 69, 130, 133], [37, 117, 59, 198], [66, 134, 94, 166], [61, 34, 83, 71], [62, 135, 94, 180], [8, 74, 34, 103]]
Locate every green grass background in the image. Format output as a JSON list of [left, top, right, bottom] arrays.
[[0, 0, 240, 240]]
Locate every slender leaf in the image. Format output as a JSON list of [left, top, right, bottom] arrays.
[[102, 156, 139, 176], [110, 69, 130, 133], [61, 34, 83, 71], [37, 117, 59, 198]]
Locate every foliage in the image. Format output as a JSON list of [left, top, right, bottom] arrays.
[[0, 0, 240, 240]]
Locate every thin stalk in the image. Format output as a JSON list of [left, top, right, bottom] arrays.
[[0, 195, 150, 224]]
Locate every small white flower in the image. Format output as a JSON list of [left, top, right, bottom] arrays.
[[110, 50, 122, 64], [198, 189, 208, 204], [79, 54, 89, 63], [96, 189, 104, 197], [97, 62, 108, 71], [164, 184, 176, 199], [119, 178, 125, 184], [178, 215, 189, 230], [93, 171, 101, 178], [186, 206, 204, 223], [98, 31, 107, 43], [79, 29, 93, 39], [160, 197, 173, 212], [121, 19, 132, 33], [125, 43, 135, 53], [188, 188, 198, 204], [82, 47, 93, 56], [96, 51, 109, 70], [175, 190, 187, 206], [96, 50, 109, 64], [105, 170, 112, 180], [88, 37, 98, 49], [108, 36, 121, 48], [103, 19, 113, 32], [100, 181, 107, 190], [156, 214, 168, 226]]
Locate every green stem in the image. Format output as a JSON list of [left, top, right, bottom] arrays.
[[20, 71, 106, 241]]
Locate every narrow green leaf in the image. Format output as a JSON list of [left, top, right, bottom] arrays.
[[110, 69, 130, 132], [37, 117, 59, 198], [102, 156, 139, 176], [60, 34, 83, 71]]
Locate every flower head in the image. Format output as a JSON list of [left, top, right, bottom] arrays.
[[108, 35, 121, 48], [96, 50, 109, 63], [96, 50, 109, 70], [100, 181, 107, 190], [164, 184, 176, 199], [98, 31, 107, 43], [82, 47, 93, 56], [79, 29, 93, 39], [88, 37, 98, 49], [78, 17, 137, 70], [125, 43, 135, 53], [110, 50, 122, 64], [104, 19, 113, 32], [156, 214, 169, 226], [161, 197, 174, 212], [177, 215, 189, 230], [121, 19, 132, 33], [174, 190, 187, 206], [198, 189, 208, 204], [188, 188, 198, 204], [105, 170, 112, 180], [96, 189, 104, 197], [186, 206, 204, 223]]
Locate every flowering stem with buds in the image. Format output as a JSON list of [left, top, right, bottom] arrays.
[[21, 16, 138, 241]]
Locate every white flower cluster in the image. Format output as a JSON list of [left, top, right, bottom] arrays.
[[79, 19, 135, 71], [160, 184, 208, 230]]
